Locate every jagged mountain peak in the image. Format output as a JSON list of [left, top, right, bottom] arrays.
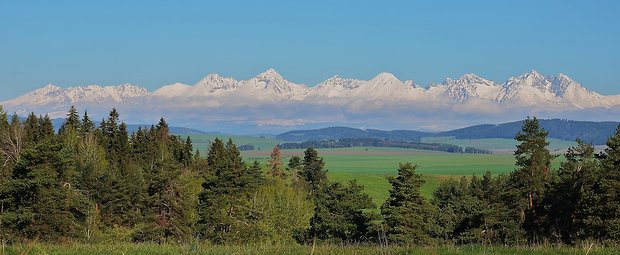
[[443, 73, 495, 86], [505, 70, 550, 90], [315, 75, 362, 90], [42, 84, 62, 91], [254, 68, 285, 82], [3, 70, 619, 119], [194, 73, 238, 93], [197, 73, 236, 83]]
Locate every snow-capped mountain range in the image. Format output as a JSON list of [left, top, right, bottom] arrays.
[[2, 69, 619, 133]]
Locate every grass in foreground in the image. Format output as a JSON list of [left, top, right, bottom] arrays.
[[5, 243, 617, 255]]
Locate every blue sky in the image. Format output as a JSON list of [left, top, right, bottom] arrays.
[[1, 0, 619, 100]]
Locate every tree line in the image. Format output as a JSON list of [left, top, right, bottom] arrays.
[[278, 138, 491, 154], [0, 106, 619, 246]]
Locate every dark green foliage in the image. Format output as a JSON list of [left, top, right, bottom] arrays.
[[59, 106, 81, 136], [0, 132, 89, 241], [381, 163, 433, 245], [298, 148, 328, 194], [545, 140, 603, 243], [596, 125, 620, 241], [308, 180, 377, 243], [197, 138, 264, 243], [287, 156, 302, 172], [431, 173, 522, 245], [508, 117, 556, 244], [2, 109, 620, 247]]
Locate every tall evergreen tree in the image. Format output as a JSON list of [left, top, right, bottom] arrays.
[[298, 148, 327, 195], [308, 180, 377, 243], [508, 117, 556, 244], [80, 111, 95, 136], [381, 163, 433, 244], [59, 106, 81, 136], [197, 138, 263, 243], [597, 124, 620, 241], [545, 140, 602, 243]]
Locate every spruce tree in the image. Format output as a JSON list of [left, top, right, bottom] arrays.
[[80, 111, 95, 136], [546, 140, 602, 243], [508, 117, 556, 244], [59, 106, 81, 136], [381, 163, 433, 244], [298, 148, 327, 194], [198, 138, 262, 243], [598, 124, 620, 240], [309, 180, 377, 243]]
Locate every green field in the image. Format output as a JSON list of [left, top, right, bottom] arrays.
[[188, 134, 280, 153], [7, 243, 617, 255], [187, 134, 569, 205], [243, 147, 566, 205]]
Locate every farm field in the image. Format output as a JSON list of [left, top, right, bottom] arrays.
[[187, 134, 569, 204], [189, 134, 280, 152], [244, 147, 565, 204]]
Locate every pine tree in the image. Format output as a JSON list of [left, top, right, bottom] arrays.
[[545, 140, 602, 243], [197, 138, 262, 243], [80, 111, 95, 136], [381, 163, 433, 244], [298, 148, 327, 194], [309, 180, 377, 243], [23, 112, 39, 145], [597, 124, 620, 241], [508, 117, 556, 244], [2, 131, 89, 241], [59, 106, 81, 136]]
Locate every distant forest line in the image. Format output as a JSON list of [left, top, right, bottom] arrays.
[[277, 119, 620, 145]]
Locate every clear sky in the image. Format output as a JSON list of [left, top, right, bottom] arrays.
[[1, 0, 619, 100]]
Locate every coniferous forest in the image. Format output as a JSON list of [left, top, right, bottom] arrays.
[[2, 106, 620, 248]]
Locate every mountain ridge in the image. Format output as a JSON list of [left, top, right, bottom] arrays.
[[276, 119, 620, 145], [4, 69, 619, 109], [2, 69, 620, 134]]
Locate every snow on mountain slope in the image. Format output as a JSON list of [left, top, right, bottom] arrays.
[[3, 69, 619, 118], [496, 70, 561, 107], [2, 83, 148, 108], [310, 75, 366, 98], [238, 68, 309, 100], [427, 73, 500, 102], [550, 74, 608, 108], [152, 83, 192, 97], [189, 73, 240, 96]]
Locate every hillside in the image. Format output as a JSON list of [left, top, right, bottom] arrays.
[[438, 119, 619, 145], [276, 127, 430, 142], [277, 119, 620, 145]]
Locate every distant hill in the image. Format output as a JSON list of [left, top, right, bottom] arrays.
[[277, 119, 620, 145], [438, 119, 619, 145], [276, 127, 430, 142], [50, 119, 207, 135]]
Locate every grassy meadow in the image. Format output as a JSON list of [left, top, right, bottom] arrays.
[[6, 243, 618, 255], [244, 147, 565, 204], [188, 134, 570, 204]]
